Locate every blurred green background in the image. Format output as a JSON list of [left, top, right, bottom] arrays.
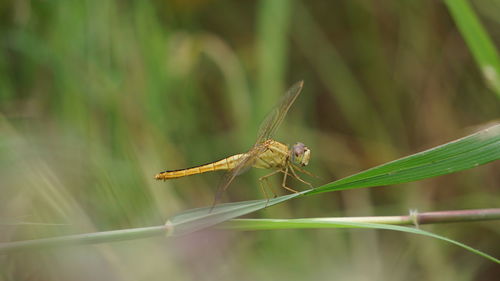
[[1, 0, 499, 280]]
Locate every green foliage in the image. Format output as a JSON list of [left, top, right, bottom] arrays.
[[1, 0, 499, 279], [224, 219, 499, 264], [167, 124, 500, 237], [309, 124, 500, 194], [446, 0, 500, 97]]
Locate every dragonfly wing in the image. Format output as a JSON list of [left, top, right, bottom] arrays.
[[212, 143, 267, 208], [210, 80, 304, 209], [255, 80, 304, 144]]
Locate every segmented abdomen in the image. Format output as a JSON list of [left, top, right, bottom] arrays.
[[154, 154, 245, 180]]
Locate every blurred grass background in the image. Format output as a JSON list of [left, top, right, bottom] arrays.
[[1, 0, 499, 280]]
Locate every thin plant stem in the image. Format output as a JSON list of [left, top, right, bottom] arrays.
[[1, 208, 499, 254]]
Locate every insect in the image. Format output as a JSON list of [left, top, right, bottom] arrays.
[[155, 81, 312, 205]]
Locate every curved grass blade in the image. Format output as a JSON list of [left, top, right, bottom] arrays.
[[445, 0, 500, 97], [223, 219, 500, 264], [167, 124, 500, 235], [168, 192, 302, 236], [2, 209, 499, 254], [307, 124, 500, 195]]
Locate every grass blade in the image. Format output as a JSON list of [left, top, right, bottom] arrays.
[[307, 124, 500, 194], [168, 193, 301, 236], [2, 208, 498, 254], [167, 124, 500, 235], [445, 0, 500, 97], [223, 219, 500, 264]]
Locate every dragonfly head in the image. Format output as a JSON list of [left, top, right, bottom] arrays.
[[291, 142, 311, 166]]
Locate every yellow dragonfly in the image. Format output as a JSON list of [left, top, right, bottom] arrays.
[[155, 80, 312, 204]]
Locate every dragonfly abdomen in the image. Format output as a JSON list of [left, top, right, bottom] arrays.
[[155, 154, 244, 180]]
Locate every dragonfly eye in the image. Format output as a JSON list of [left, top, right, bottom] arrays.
[[292, 142, 305, 155], [291, 142, 310, 166]]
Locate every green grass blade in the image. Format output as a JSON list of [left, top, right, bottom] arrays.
[[307, 124, 500, 195], [0, 226, 167, 254], [445, 0, 500, 97], [223, 219, 500, 264], [2, 209, 498, 254], [165, 124, 500, 235], [256, 0, 293, 124], [168, 193, 301, 236]]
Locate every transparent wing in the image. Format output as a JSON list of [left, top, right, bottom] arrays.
[[211, 80, 304, 209], [255, 80, 304, 144], [211, 144, 268, 209]]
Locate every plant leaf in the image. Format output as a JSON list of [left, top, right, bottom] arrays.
[[445, 0, 500, 97], [168, 193, 302, 236], [223, 219, 500, 264], [307, 124, 500, 195], [167, 124, 500, 235]]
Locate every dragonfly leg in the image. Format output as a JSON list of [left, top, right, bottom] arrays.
[[289, 165, 313, 188], [291, 163, 319, 179], [281, 166, 299, 193], [259, 170, 281, 198], [265, 178, 278, 198], [258, 180, 270, 206]]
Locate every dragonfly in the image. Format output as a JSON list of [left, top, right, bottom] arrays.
[[155, 80, 312, 205]]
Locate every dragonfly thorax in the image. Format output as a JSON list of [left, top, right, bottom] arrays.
[[290, 142, 310, 166]]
